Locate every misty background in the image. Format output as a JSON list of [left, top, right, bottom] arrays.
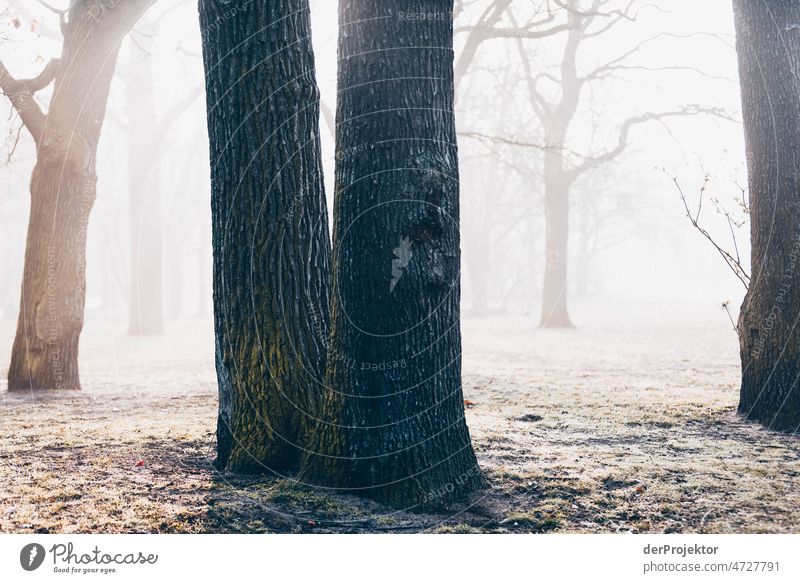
[[0, 0, 746, 344]]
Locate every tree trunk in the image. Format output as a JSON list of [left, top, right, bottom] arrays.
[[575, 195, 592, 296], [199, 0, 332, 472], [127, 21, 164, 336], [300, 0, 485, 508], [734, 0, 800, 432], [5, 0, 154, 391], [540, 151, 573, 328]]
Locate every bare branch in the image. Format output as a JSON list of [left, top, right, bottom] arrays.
[[674, 177, 751, 289], [565, 105, 738, 181], [582, 32, 732, 82], [590, 64, 734, 83], [508, 10, 551, 121], [0, 58, 60, 143], [33, 0, 65, 16], [454, 0, 512, 90], [459, 22, 576, 39], [459, 130, 585, 158]]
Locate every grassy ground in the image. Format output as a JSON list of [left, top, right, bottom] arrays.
[[1, 305, 799, 534]]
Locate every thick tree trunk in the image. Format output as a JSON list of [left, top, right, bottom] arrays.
[[8, 162, 95, 391], [540, 151, 573, 328], [199, 0, 332, 472], [300, 0, 485, 508], [5, 0, 154, 391], [734, 0, 800, 432], [127, 26, 164, 336]]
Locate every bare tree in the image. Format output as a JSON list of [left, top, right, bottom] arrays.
[[456, 0, 732, 327], [1, 0, 155, 391], [124, 15, 201, 336]]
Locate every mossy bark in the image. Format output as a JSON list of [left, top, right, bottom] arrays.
[[199, 0, 332, 472]]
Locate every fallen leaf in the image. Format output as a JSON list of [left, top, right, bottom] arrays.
[[135, 460, 145, 467]]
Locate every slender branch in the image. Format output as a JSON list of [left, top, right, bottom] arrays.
[[461, 22, 576, 39], [589, 64, 734, 83], [582, 32, 732, 82], [565, 105, 738, 181], [674, 177, 750, 289], [459, 130, 586, 159], [33, 0, 68, 35], [5, 124, 23, 165], [33, 0, 65, 15], [509, 10, 550, 121]]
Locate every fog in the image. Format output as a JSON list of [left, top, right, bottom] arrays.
[[0, 0, 747, 335]]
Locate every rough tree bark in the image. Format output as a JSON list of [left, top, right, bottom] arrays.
[[300, 0, 485, 508], [734, 0, 800, 432], [1, 0, 155, 391], [199, 0, 332, 472]]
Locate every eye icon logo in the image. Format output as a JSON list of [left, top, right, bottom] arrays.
[[20, 543, 46, 571]]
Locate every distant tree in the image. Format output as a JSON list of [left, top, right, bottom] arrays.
[[457, 0, 730, 327], [1, 0, 155, 391], [300, 0, 485, 507], [199, 0, 332, 472], [733, 0, 800, 432], [124, 16, 201, 336], [126, 18, 164, 336]]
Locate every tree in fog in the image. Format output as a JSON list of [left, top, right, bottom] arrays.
[[300, 0, 485, 507], [126, 18, 164, 336], [733, 0, 800, 432], [0, 0, 154, 391], [199, 0, 331, 472], [124, 16, 201, 336], [458, 0, 727, 327]]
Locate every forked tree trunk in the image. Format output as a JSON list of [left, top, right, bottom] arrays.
[[199, 0, 332, 472], [734, 0, 800, 432], [3, 0, 154, 391], [300, 0, 485, 508]]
